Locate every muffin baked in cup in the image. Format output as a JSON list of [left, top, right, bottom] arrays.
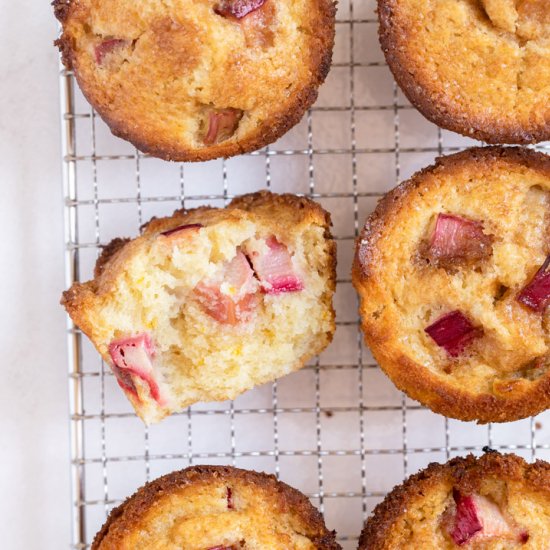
[[353, 147, 550, 423], [62, 191, 336, 424], [358, 452, 550, 549], [377, 0, 550, 144], [53, 0, 336, 161], [92, 465, 341, 549]]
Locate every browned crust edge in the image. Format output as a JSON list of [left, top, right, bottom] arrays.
[[53, 0, 336, 162], [92, 465, 341, 549], [93, 237, 131, 278], [52, 0, 71, 23], [358, 452, 550, 550], [352, 146, 550, 423], [377, 0, 550, 145]]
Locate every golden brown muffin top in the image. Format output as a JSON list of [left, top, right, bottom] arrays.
[[92, 465, 341, 549], [378, 0, 550, 143], [353, 147, 550, 423], [359, 452, 550, 550], [54, 0, 335, 161]]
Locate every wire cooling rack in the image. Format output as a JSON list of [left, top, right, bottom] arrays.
[[59, 1, 550, 548]]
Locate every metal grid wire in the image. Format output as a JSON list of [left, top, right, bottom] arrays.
[[59, 2, 550, 548]]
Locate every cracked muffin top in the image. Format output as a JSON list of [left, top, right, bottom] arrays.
[[358, 452, 550, 550], [91, 465, 341, 550], [378, 0, 550, 144], [53, 0, 335, 161], [353, 147, 550, 423]]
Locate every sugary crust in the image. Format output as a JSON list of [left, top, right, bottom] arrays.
[[377, 0, 550, 144], [352, 147, 550, 423], [53, 0, 335, 162], [92, 465, 341, 549], [358, 452, 550, 550]]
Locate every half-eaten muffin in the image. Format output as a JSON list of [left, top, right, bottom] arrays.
[[63, 191, 336, 423]]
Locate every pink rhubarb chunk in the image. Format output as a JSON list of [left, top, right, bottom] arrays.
[[449, 491, 483, 545], [425, 310, 482, 357], [427, 214, 492, 264], [447, 490, 527, 545], [517, 256, 550, 312], [203, 109, 243, 145], [108, 334, 163, 403], [160, 223, 203, 238], [215, 0, 267, 18], [195, 251, 258, 325], [249, 236, 304, 294], [94, 38, 128, 65]]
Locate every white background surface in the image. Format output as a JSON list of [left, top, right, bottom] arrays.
[[2, 2, 548, 549], [0, 1, 70, 548]]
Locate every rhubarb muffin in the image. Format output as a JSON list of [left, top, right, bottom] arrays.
[[53, 0, 335, 161], [62, 191, 336, 424], [92, 465, 341, 549], [358, 452, 550, 549], [378, 0, 550, 144], [352, 147, 550, 423]]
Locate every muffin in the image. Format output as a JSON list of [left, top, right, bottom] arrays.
[[377, 0, 550, 144], [358, 452, 550, 549], [53, 0, 335, 161], [62, 191, 336, 424], [352, 147, 550, 423], [92, 465, 341, 549]]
